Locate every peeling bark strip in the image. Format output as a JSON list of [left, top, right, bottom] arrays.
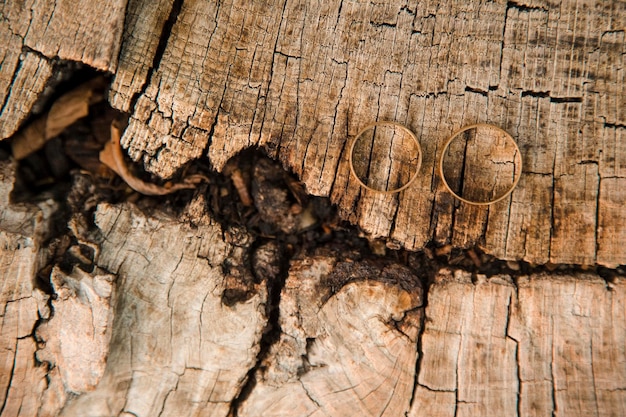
[[112, 0, 625, 267], [0, 0, 127, 138], [99, 121, 207, 195]]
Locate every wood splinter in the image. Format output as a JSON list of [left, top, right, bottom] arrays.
[[99, 122, 207, 196]]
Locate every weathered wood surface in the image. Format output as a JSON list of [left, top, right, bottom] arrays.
[[108, 0, 174, 112], [0, 161, 62, 417], [1, 0, 626, 416], [411, 269, 626, 417], [1, 1, 625, 265], [239, 254, 424, 417], [59, 201, 268, 417], [106, 0, 626, 267], [2, 160, 626, 416], [0, 0, 127, 139], [0, 158, 425, 416]]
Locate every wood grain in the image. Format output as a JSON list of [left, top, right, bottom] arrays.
[[1, 159, 625, 415], [0, 161, 63, 417], [110, 0, 626, 267], [1, 0, 625, 415], [410, 269, 626, 417], [60, 200, 267, 417], [108, 0, 175, 112]]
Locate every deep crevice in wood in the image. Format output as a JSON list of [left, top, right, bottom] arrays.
[[520, 90, 583, 103], [603, 122, 626, 130], [227, 239, 289, 417], [505, 1, 549, 13], [464, 86, 489, 97], [0, 339, 17, 415], [0, 53, 24, 118], [408, 275, 432, 409]]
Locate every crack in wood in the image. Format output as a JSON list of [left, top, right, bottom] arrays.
[[520, 90, 583, 103], [227, 237, 289, 416], [0, 340, 18, 415], [506, 1, 549, 13]]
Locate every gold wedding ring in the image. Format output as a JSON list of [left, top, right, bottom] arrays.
[[349, 121, 423, 194], [439, 123, 522, 205]]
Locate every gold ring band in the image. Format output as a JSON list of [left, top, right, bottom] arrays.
[[349, 121, 423, 194], [439, 123, 522, 205]]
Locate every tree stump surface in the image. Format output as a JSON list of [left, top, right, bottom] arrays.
[[1, 158, 626, 416], [107, 0, 624, 267], [1, 0, 626, 416], [411, 269, 626, 417], [1, 0, 625, 265]]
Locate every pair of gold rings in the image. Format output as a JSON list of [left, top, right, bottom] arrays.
[[348, 121, 523, 205]]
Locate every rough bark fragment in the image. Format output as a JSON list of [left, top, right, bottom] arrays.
[[239, 254, 424, 417], [409, 269, 626, 417], [36, 266, 116, 394], [115, 0, 626, 266], [0, 0, 126, 139]]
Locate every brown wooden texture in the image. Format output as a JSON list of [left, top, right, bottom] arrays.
[[0, 161, 63, 417], [59, 201, 268, 417], [1, 0, 626, 416], [1, 159, 625, 416], [108, 0, 175, 112], [239, 254, 424, 417], [410, 269, 626, 417], [0, 0, 127, 139], [109, 0, 626, 267]]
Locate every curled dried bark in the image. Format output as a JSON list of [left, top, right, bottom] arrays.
[[99, 122, 207, 196]]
